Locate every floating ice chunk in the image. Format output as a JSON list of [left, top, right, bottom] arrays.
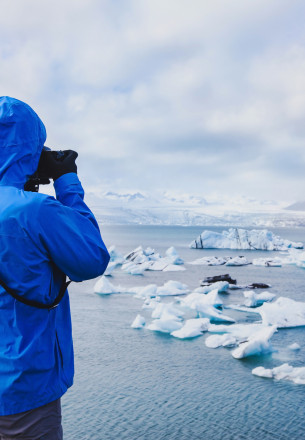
[[156, 280, 189, 296], [252, 363, 305, 384], [288, 343, 301, 351], [190, 228, 303, 251], [198, 306, 235, 323], [165, 247, 184, 265], [147, 312, 183, 333], [205, 333, 237, 348], [232, 325, 277, 359], [282, 250, 305, 268], [94, 277, 127, 295], [196, 281, 229, 294], [142, 297, 161, 309], [208, 322, 267, 339], [104, 261, 119, 276], [252, 257, 282, 267], [131, 314, 146, 328], [151, 302, 184, 319], [257, 297, 305, 328], [243, 290, 276, 307], [180, 290, 223, 309], [225, 256, 251, 266], [252, 366, 274, 378], [188, 256, 227, 266], [108, 245, 125, 264], [133, 284, 158, 298], [171, 318, 210, 339]]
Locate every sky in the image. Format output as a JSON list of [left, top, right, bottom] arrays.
[[1, 0, 305, 203]]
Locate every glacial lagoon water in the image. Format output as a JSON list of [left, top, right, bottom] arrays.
[[62, 225, 305, 440]]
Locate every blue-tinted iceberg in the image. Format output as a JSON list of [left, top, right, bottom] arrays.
[[190, 228, 303, 250], [171, 318, 210, 339], [231, 325, 277, 359], [257, 297, 305, 328], [243, 290, 276, 307], [131, 314, 146, 328]]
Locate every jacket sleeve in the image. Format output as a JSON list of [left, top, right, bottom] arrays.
[[36, 173, 110, 282]]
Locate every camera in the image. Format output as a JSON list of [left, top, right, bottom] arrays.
[[24, 148, 70, 192]]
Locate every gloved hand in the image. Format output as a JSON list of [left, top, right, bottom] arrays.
[[40, 150, 78, 181]]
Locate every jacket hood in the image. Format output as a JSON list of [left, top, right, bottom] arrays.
[[0, 96, 46, 188]]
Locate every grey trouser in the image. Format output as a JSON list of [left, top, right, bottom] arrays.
[[0, 399, 62, 440]]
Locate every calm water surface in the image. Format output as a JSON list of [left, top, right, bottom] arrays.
[[62, 225, 305, 440]]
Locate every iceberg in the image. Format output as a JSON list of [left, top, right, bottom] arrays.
[[257, 297, 305, 328], [151, 302, 184, 319], [147, 311, 183, 333], [243, 290, 276, 307], [196, 281, 229, 293], [190, 228, 303, 251], [133, 284, 158, 298], [225, 256, 251, 266], [252, 363, 305, 385], [123, 245, 185, 273], [205, 333, 237, 348], [94, 276, 128, 295], [188, 256, 228, 266], [288, 343, 301, 351], [252, 257, 282, 267], [179, 290, 223, 309], [232, 325, 277, 359], [282, 249, 305, 269], [108, 245, 125, 264], [131, 314, 146, 328], [171, 318, 210, 339], [156, 280, 189, 296], [165, 247, 184, 265]]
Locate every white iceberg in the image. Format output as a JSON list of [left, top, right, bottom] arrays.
[[108, 245, 125, 264], [131, 314, 146, 328], [151, 302, 184, 320], [171, 318, 210, 339], [257, 297, 305, 328], [243, 290, 276, 307], [147, 311, 183, 333], [124, 245, 185, 273], [198, 306, 235, 323], [94, 276, 127, 295], [188, 256, 228, 266], [133, 284, 158, 298], [190, 228, 303, 251], [225, 256, 251, 266], [232, 325, 277, 359], [281, 249, 305, 269], [156, 280, 189, 296], [142, 297, 161, 309], [104, 261, 120, 276], [165, 247, 184, 265], [252, 257, 282, 267], [205, 333, 237, 348], [179, 290, 223, 309], [252, 363, 305, 385]]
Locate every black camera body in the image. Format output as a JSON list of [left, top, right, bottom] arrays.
[[24, 149, 69, 192]]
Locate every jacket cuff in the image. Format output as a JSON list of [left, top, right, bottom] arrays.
[[53, 173, 80, 191]]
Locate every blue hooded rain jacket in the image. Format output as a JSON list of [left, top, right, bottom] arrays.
[[0, 96, 110, 416]]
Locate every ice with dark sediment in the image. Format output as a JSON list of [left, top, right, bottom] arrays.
[[252, 363, 305, 384], [190, 228, 303, 250]]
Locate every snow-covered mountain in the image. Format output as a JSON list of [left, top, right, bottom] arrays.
[[84, 190, 305, 227]]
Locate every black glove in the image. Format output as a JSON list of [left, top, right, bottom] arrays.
[[40, 150, 78, 181]]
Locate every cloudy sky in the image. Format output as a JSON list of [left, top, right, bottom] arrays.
[[1, 0, 305, 203]]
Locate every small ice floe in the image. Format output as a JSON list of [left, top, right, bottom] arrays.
[[188, 256, 228, 266], [190, 228, 303, 251], [243, 290, 276, 307], [131, 314, 146, 328], [156, 280, 189, 296], [198, 306, 235, 323], [225, 256, 251, 266], [171, 318, 210, 339], [257, 297, 305, 328], [165, 246, 184, 265], [94, 276, 127, 295], [252, 257, 282, 267], [123, 245, 185, 273], [196, 281, 230, 294], [108, 245, 125, 264], [281, 249, 305, 268], [206, 323, 269, 348], [288, 343, 301, 351], [231, 325, 277, 359], [151, 302, 184, 320], [132, 284, 158, 298], [142, 297, 161, 309], [104, 261, 119, 276], [179, 290, 223, 310], [205, 333, 237, 348], [252, 363, 305, 385]]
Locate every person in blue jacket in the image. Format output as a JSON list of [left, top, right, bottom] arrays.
[[0, 96, 110, 439]]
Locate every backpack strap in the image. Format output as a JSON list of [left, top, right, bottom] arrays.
[[0, 274, 71, 310]]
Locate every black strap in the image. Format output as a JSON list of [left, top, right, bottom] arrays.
[[0, 275, 71, 310]]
